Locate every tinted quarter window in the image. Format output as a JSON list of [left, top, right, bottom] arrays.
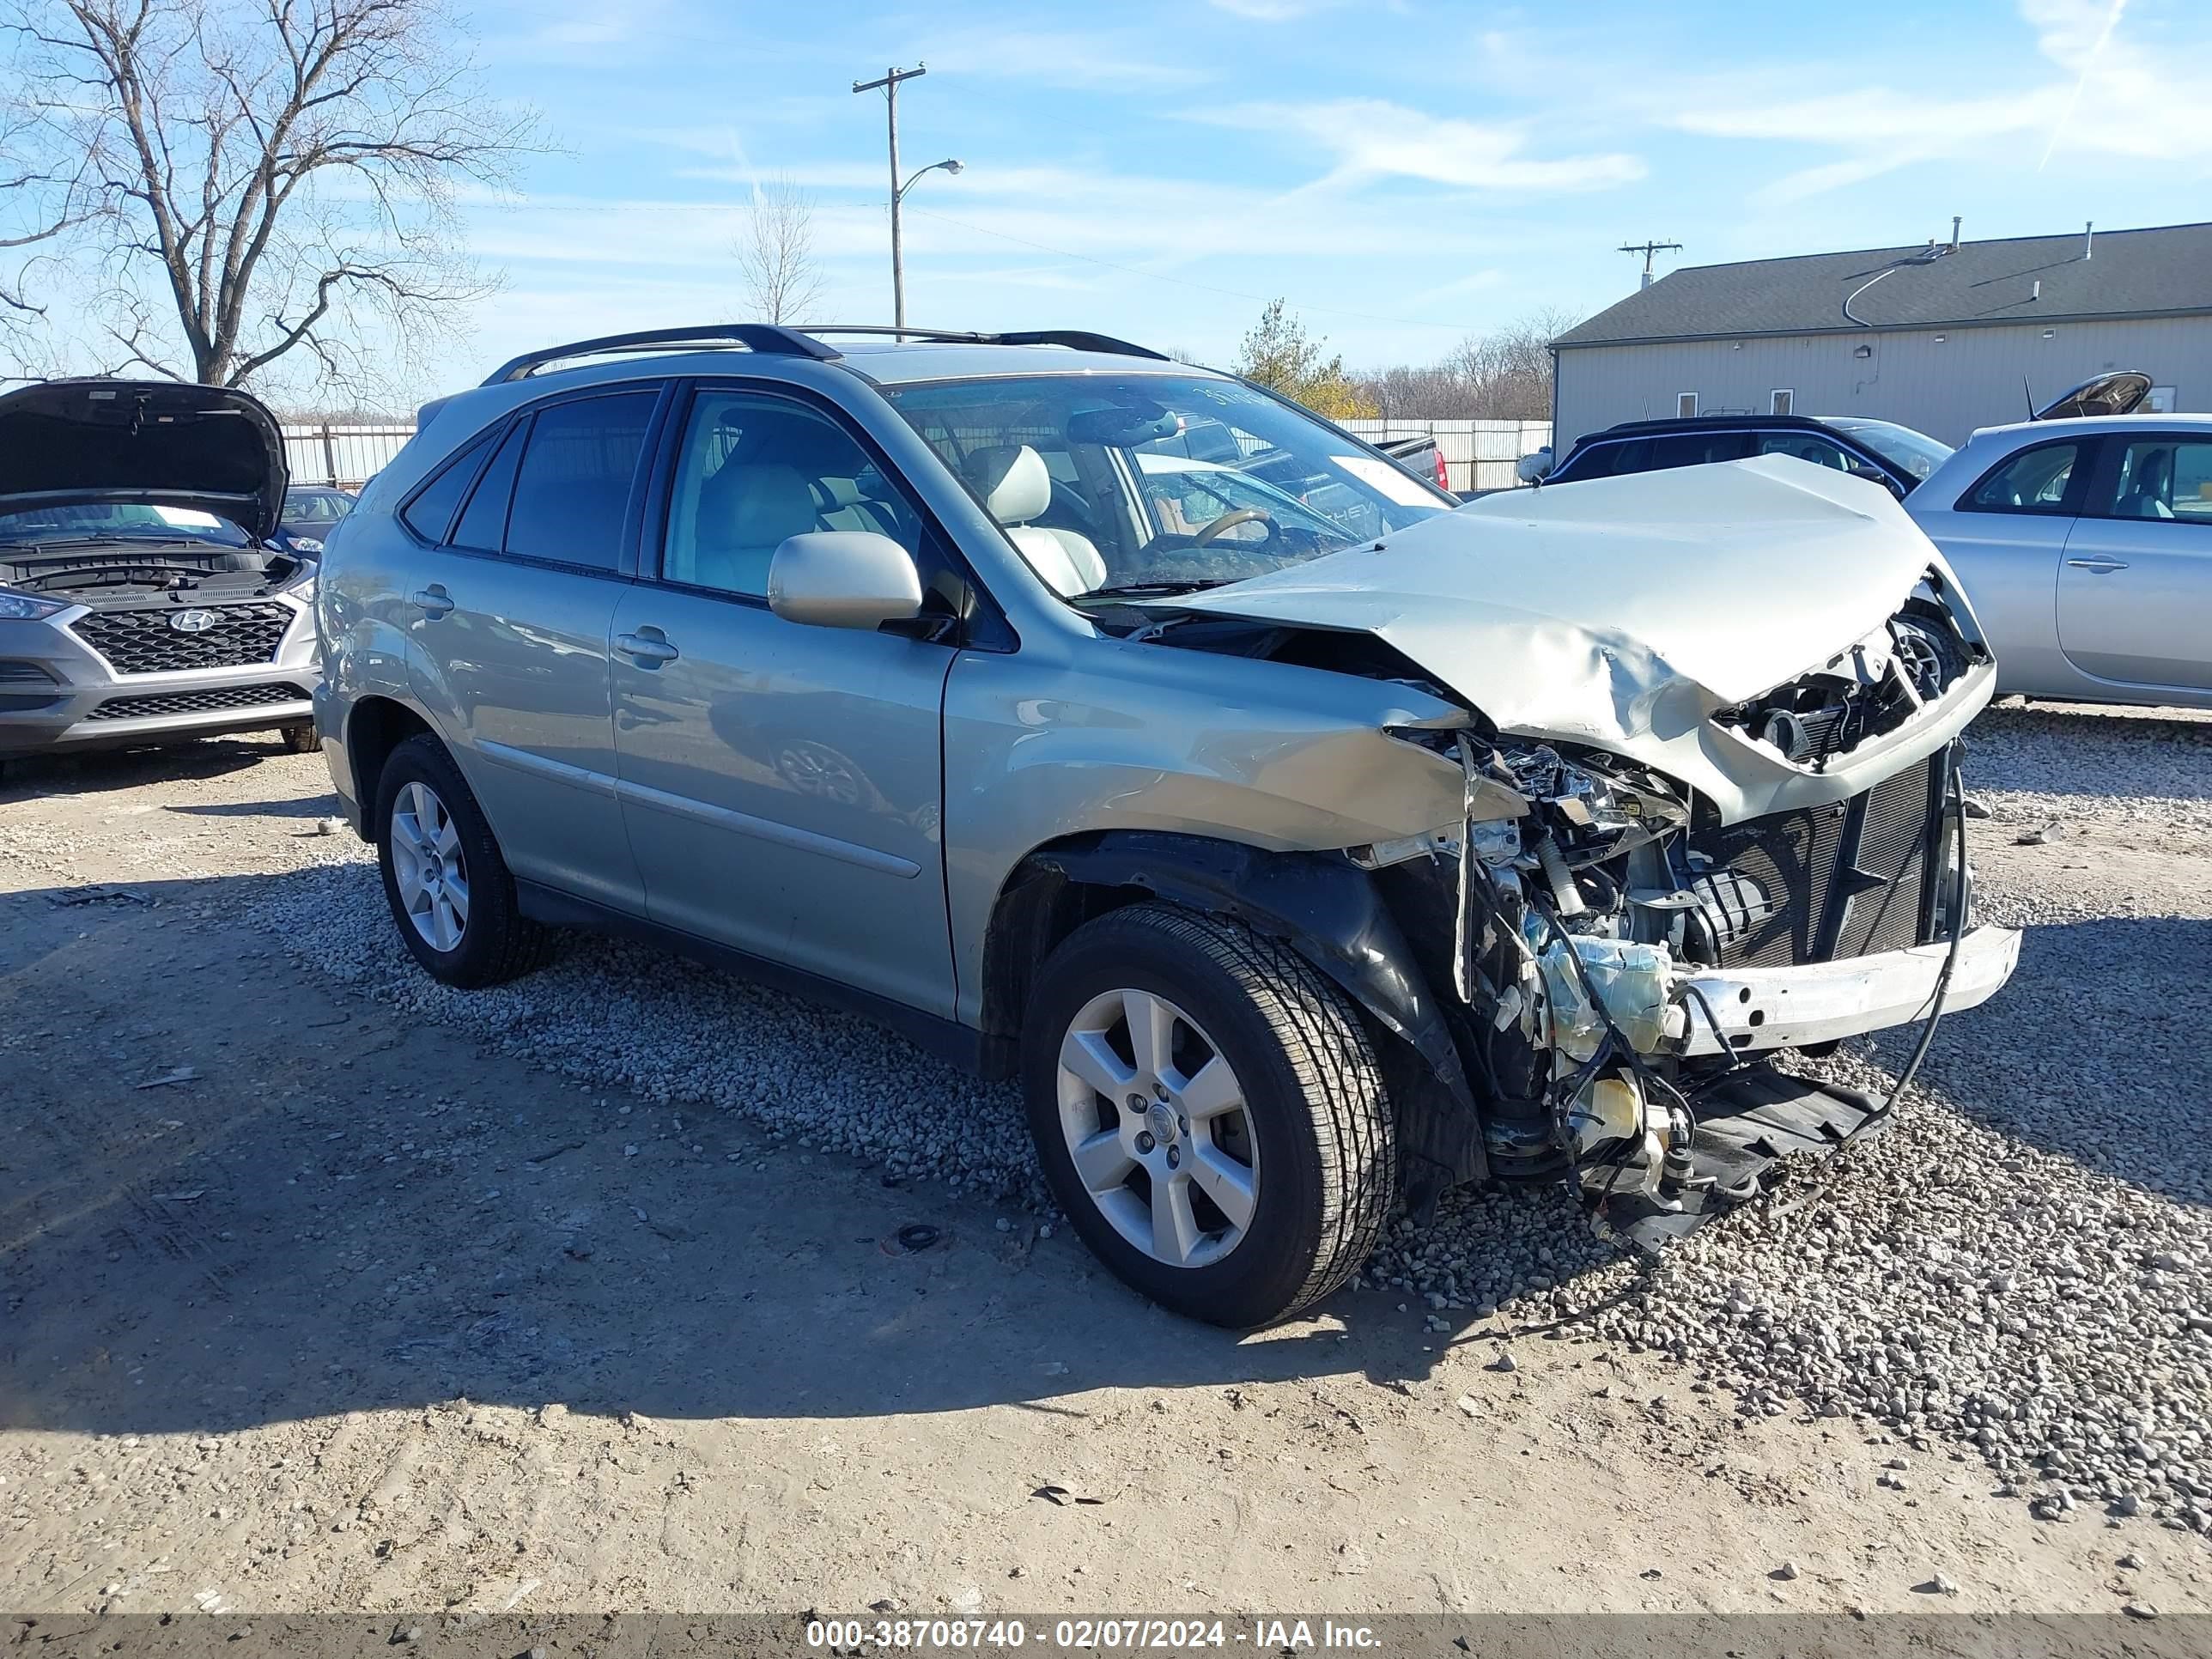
[[2098, 439, 2212, 522], [1964, 442, 2081, 514], [504, 392, 657, 569], [451, 419, 527, 551], [400, 428, 493, 543]]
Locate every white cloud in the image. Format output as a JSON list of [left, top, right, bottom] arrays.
[[1206, 0, 1343, 20], [1196, 99, 1645, 192], [1665, 0, 2212, 203], [925, 25, 1215, 93]]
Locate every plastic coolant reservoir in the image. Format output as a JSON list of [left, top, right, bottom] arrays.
[[1540, 937, 1674, 1060]]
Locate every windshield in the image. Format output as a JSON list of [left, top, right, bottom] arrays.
[[0, 501, 252, 548], [881, 373, 1454, 599], [1825, 418, 1954, 483]]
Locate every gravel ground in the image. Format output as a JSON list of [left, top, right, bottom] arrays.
[[251, 701, 2212, 1538]]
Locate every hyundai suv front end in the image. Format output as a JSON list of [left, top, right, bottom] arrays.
[[0, 380, 320, 766]]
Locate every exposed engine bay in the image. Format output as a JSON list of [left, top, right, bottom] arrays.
[[0, 542, 313, 609], [1317, 586, 1992, 1249]]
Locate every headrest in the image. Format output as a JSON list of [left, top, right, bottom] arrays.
[[720, 462, 817, 546], [964, 444, 1051, 526], [814, 474, 864, 507]]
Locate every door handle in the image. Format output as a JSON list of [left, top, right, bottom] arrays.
[[615, 629, 680, 666], [409, 585, 454, 618], [2065, 558, 2130, 574]]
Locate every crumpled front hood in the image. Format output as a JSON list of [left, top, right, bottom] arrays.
[[0, 379, 288, 541], [1170, 455, 1994, 820]]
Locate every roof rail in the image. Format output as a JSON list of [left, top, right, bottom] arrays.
[[794, 325, 1170, 362], [480, 324, 842, 386]]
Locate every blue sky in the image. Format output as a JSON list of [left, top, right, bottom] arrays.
[[438, 0, 2208, 386]]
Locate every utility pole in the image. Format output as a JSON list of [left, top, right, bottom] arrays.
[[1618, 239, 1682, 289], [854, 64, 928, 331]]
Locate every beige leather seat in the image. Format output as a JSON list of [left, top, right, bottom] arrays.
[[963, 445, 1107, 596], [691, 461, 819, 592]]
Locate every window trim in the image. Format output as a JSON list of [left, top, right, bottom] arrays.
[[1769, 389, 1794, 416], [1954, 435, 2099, 519], [638, 374, 1016, 651], [1676, 392, 1698, 418], [2075, 430, 2212, 526]]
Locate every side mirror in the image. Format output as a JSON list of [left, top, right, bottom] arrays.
[[1846, 463, 1905, 500], [768, 531, 925, 630], [1516, 448, 1554, 483]]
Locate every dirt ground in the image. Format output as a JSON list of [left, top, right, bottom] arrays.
[[2, 732, 2206, 1621]]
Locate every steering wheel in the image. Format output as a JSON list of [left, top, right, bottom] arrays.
[[1191, 507, 1276, 547]]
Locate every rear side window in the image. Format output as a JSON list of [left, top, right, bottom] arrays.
[[502, 392, 658, 569], [400, 429, 493, 543], [1647, 431, 1755, 469], [1962, 441, 2081, 514]]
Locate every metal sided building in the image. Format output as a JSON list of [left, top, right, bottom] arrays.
[[1551, 222, 2212, 449]]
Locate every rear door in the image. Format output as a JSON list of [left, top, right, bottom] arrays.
[[408, 384, 666, 913], [608, 382, 958, 1017], [2057, 431, 2212, 691]]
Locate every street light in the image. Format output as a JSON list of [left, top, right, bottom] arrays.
[[853, 65, 963, 332]]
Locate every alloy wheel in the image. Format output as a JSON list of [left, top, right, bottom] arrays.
[[1054, 987, 1259, 1269], [388, 780, 470, 951]]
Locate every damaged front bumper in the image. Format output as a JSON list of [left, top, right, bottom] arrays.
[[1674, 926, 2020, 1058]]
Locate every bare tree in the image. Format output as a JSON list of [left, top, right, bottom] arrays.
[[0, 0, 536, 394], [736, 175, 825, 325], [1357, 308, 1583, 421]]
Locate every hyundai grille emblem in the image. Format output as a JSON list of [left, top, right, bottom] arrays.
[[167, 609, 218, 633]]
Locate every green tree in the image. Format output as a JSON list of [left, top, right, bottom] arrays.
[[1233, 299, 1377, 420]]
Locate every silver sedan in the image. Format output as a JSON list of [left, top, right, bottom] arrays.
[[1909, 414, 2212, 709]]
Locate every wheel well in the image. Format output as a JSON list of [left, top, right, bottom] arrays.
[[979, 830, 1487, 1194], [345, 697, 433, 840], [978, 854, 1148, 1066]]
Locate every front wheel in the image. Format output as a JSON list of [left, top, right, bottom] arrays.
[[279, 722, 322, 754], [1020, 903, 1395, 1327]]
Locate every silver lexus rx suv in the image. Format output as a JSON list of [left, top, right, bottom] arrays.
[[316, 325, 2019, 1327], [0, 380, 320, 770]]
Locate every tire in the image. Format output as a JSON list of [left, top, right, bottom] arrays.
[[374, 733, 555, 987], [279, 722, 322, 754], [1020, 902, 1395, 1328]]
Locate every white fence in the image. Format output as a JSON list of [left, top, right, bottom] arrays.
[[1339, 417, 1553, 494], [280, 422, 415, 490], [276, 415, 1558, 497]]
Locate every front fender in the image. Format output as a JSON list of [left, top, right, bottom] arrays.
[[1025, 830, 1477, 1124]]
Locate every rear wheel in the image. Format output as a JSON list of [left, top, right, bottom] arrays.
[[374, 735, 553, 986], [1020, 903, 1395, 1327]]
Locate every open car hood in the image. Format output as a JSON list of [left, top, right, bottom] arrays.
[[2033, 370, 2152, 420], [1167, 454, 1993, 818], [0, 379, 288, 541]]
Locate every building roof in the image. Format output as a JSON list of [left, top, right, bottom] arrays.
[[1554, 222, 2212, 349]]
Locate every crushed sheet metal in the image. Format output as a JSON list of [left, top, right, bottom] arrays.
[[1167, 456, 1993, 823]]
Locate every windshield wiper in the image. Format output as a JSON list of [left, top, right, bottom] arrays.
[[1077, 578, 1239, 601]]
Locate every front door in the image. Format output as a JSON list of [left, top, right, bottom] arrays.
[[609, 386, 957, 1017], [2057, 433, 2212, 692]]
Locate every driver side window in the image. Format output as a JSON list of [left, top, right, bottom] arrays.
[[660, 391, 922, 599]]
